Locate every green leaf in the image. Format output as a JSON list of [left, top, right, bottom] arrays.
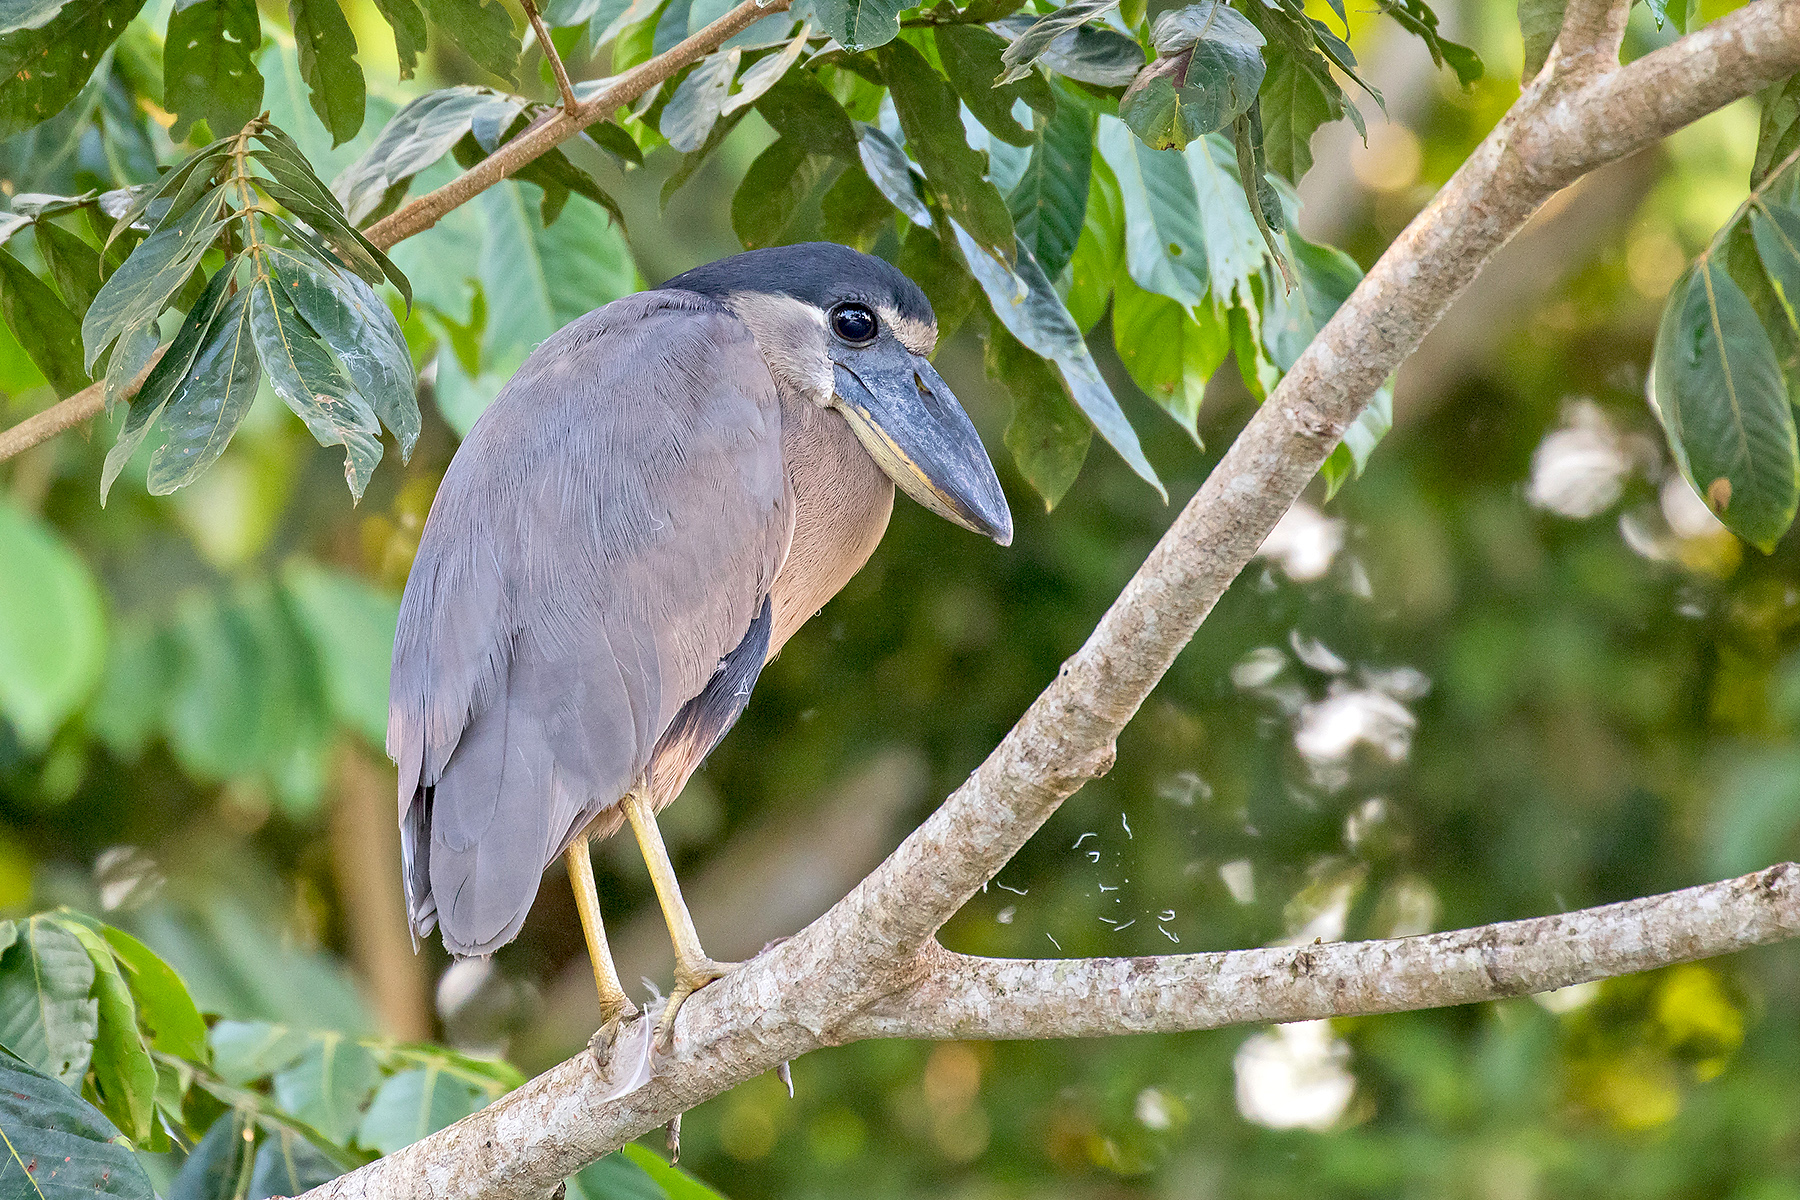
[[171, 1110, 255, 1200], [101, 263, 235, 502], [1121, 1, 1265, 151], [936, 24, 1053, 149], [754, 66, 858, 160], [290, 0, 366, 146], [0, 1047, 156, 1200], [995, 9, 1142, 88], [1379, 0, 1480, 85], [146, 285, 259, 495], [211, 1022, 312, 1084], [82, 198, 222, 372], [0, 247, 87, 394], [372, 0, 427, 79], [620, 1143, 728, 1200], [1007, 85, 1092, 278], [165, 0, 265, 141], [1188, 129, 1269, 305], [798, 0, 906, 51], [997, 0, 1118, 84], [1263, 226, 1361, 369], [991, 319, 1091, 508], [1258, 42, 1341, 182], [417, 0, 519, 83], [101, 927, 208, 1062], [0, 916, 98, 1088], [1065, 154, 1123, 331], [820, 166, 892, 249], [1320, 379, 1390, 498], [355, 1066, 486, 1153], [1651, 257, 1799, 552], [281, 563, 398, 746], [950, 222, 1163, 496], [1755, 75, 1800, 195], [732, 138, 830, 248], [0, 0, 147, 139], [271, 1034, 379, 1142], [1517, 0, 1564, 81], [0, 502, 105, 750], [35, 219, 106, 314], [267, 244, 419, 455], [880, 38, 1015, 257], [55, 917, 156, 1145], [660, 50, 738, 153], [249, 264, 385, 500], [334, 87, 523, 223], [854, 123, 932, 226], [1097, 115, 1207, 309], [0, 0, 70, 33], [895, 222, 978, 339], [250, 1127, 343, 1197], [1112, 275, 1227, 440], [1643, 0, 1697, 33]]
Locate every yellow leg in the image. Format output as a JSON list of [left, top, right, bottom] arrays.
[[623, 792, 736, 1046], [565, 838, 636, 1029]]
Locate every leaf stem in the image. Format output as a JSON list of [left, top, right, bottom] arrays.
[[522, 0, 582, 118]]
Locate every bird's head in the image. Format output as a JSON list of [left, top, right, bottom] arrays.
[[665, 243, 1013, 547]]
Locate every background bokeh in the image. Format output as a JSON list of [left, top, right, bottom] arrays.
[[5, 0, 1800, 1196]]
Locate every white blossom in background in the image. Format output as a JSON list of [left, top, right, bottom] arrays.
[[1256, 501, 1344, 582], [1234, 1021, 1356, 1131], [436, 958, 495, 1019], [1231, 646, 1286, 689], [1294, 684, 1417, 766], [1219, 859, 1256, 904], [1526, 400, 1647, 519], [1289, 630, 1349, 674]]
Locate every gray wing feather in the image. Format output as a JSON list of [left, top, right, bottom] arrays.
[[388, 292, 792, 956]]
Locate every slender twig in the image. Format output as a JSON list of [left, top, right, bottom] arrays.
[[522, 0, 582, 117]]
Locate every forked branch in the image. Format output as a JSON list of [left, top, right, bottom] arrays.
[[299, 3, 1800, 1198]]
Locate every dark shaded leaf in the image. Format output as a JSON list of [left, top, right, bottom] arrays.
[[1258, 40, 1341, 181], [991, 317, 1090, 508], [82, 198, 222, 371], [418, 0, 519, 83], [1112, 275, 1226, 439], [267, 188, 412, 308], [57, 916, 156, 1145], [754, 66, 858, 160], [0, 915, 97, 1088], [0, 1046, 156, 1200], [995, 11, 1143, 88], [290, 0, 366, 146], [937, 23, 1054, 148], [800, 0, 906, 52], [1517, 0, 1563, 81], [587, 120, 644, 166], [373, 0, 427, 78], [250, 1127, 343, 1198], [997, 0, 1117, 83], [1121, 1, 1264, 151], [820, 165, 891, 249], [1008, 88, 1092, 278], [1754, 75, 1800, 194], [1320, 380, 1390, 498], [100, 264, 234, 501], [880, 39, 1015, 256], [0, 0, 146, 138], [0, 247, 87, 393], [267, 243, 419, 455], [1262, 226, 1358, 369], [1378, 0, 1480, 85], [896, 221, 978, 339], [250, 264, 386, 499], [1651, 257, 1799, 552], [146, 285, 259, 495], [165, 0, 265, 141], [34, 219, 106, 313], [660, 107, 749, 206], [171, 1111, 255, 1200], [732, 138, 830, 248]]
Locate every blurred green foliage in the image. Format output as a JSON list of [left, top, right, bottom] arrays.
[[1, 0, 1799, 1197]]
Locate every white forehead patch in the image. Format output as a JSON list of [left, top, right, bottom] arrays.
[[878, 303, 937, 357]]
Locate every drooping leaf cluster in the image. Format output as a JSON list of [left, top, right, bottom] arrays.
[[1646, 98, 1800, 553], [0, 0, 1488, 509], [0, 905, 727, 1199]]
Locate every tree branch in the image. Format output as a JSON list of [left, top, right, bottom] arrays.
[[0, 0, 789, 466], [523, 0, 582, 117], [297, 6, 1800, 1197]]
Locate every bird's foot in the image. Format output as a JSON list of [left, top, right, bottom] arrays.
[[653, 956, 738, 1050]]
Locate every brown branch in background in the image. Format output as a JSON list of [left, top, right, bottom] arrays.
[[522, 0, 582, 117], [329, 745, 432, 1042], [0, 0, 790, 466]]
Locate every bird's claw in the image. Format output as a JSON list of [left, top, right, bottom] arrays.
[[653, 957, 738, 1050]]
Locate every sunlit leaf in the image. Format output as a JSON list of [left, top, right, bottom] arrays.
[[355, 1066, 486, 1153], [102, 926, 208, 1062], [0, 246, 87, 394], [0, 916, 98, 1088], [1320, 379, 1391, 498], [620, 1144, 728, 1199], [1111, 275, 1227, 440], [0, 501, 105, 749], [1097, 115, 1207, 310], [1651, 257, 1799, 552], [56, 916, 156, 1144], [0, 1047, 155, 1200]]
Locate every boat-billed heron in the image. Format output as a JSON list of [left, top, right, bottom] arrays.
[[388, 243, 1012, 1043]]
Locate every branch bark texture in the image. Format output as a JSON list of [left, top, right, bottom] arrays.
[[0, 0, 788, 464], [297, 3, 1800, 1197]]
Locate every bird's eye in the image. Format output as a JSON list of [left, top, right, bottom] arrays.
[[830, 303, 878, 344]]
